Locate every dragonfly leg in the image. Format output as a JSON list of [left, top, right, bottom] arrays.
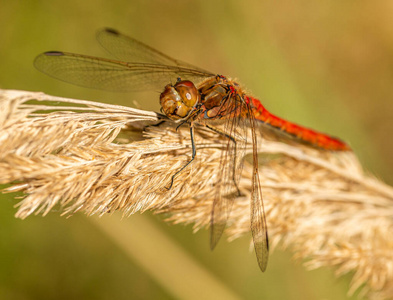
[[166, 125, 196, 190], [206, 125, 242, 197]]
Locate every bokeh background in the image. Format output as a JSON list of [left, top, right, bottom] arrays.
[[1, 1, 392, 299]]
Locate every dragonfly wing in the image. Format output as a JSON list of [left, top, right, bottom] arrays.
[[209, 94, 247, 249], [210, 189, 230, 249], [34, 51, 212, 92], [209, 125, 234, 249], [97, 28, 210, 73], [249, 105, 269, 272]]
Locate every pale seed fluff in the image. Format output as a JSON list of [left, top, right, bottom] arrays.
[[1, 89, 393, 299]]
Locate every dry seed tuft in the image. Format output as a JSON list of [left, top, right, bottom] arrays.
[[1, 89, 393, 299]]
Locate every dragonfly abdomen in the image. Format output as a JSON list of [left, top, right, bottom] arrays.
[[249, 96, 351, 151]]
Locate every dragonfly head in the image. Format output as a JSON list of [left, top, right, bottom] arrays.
[[160, 80, 200, 120]]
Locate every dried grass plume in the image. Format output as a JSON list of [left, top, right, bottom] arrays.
[[1, 89, 393, 299]]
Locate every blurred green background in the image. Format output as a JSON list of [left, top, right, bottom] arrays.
[[1, 0, 392, 299]]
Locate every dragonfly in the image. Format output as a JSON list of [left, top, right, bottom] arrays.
[[34, 28, 351, 272]]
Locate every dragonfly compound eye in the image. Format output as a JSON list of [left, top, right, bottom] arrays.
[[174, 80, 200, 108], [160, 84, 193, 119]]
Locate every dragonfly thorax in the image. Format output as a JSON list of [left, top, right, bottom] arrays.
[[160, 80, 200, 120]]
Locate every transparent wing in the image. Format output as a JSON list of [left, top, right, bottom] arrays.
[[208, 94, 269, 272], [209, 93, 247, 249], [34, 51, 214, 92], [96, 28, 207, 72], [248, 103, 269, 272]]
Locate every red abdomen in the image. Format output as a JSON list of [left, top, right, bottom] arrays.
[[249, 96, 351, 151]]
